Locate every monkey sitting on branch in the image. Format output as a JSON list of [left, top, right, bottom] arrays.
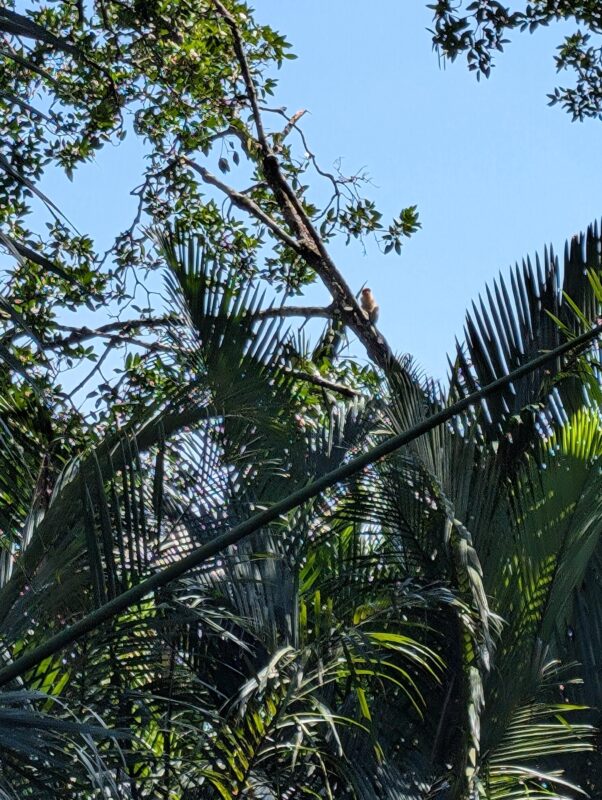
[[360, 287, 379, 324]]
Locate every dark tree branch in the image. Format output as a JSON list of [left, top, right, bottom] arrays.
[[185, 155, 393, 367], [209, 2, 396, 373], [211, 0, 270, 150], [182, 159, 304, 254], [255, 304, 334, 320], [285, 367, 360, 398], [68, 339, 115, 398], [50, 317, 174, 349], [0, 234, 75, 283]]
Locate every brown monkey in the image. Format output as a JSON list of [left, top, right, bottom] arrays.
[[360, 287, 379, 324]]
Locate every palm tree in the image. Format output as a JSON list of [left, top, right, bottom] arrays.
[[0, 223, 601, 799]]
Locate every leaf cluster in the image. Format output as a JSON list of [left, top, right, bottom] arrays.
[[429, 1, 602, 119]]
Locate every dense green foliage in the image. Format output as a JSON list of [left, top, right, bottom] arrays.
[[1, 223, 602, 799], [1, 2, 602, 799]]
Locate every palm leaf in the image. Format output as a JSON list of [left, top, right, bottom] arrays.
[[449, 223, 602, 454]]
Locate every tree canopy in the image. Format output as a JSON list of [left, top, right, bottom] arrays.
[[0, 2, 602, 799]]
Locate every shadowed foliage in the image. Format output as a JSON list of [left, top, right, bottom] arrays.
[[0, 223, 601, 798]]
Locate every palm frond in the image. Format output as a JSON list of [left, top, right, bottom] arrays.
[[449, 223, 602, 454], [484, 661, 593, 800]]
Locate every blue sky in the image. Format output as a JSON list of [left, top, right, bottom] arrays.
[[251, 2, 602, 378], [41, 2, 602, 382]]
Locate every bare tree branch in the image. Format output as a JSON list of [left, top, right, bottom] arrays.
[[68, 339, 115, 398], [255, 304, 334, 320], [209, 2, 397, 373], [211, 0, 270, 150], [279, 108, 307, 145], [50, 317, 174, 349], [182, 158, 304, 255], [285, 367, 360, 398]]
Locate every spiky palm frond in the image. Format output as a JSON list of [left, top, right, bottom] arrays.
[[0, 228, 446, 798], [449, 224, 602, 465], [0, 689, 126, 799], [478, 406, 602, 758], [483, 661, 593, 800], [2, 219, 602, 798]]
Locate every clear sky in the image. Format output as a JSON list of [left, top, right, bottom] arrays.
[[250, 2, 602, 379], [41, 2, 602, 382]]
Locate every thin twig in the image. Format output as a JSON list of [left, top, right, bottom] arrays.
[[68, 341, 115, 398]]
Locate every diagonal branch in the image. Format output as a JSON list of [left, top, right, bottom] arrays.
[[183, 159, 304, 255], [187, 155, 394, 367], [68, 339, 115, 398], [211, 0, 270, 150], [209, 1, 396, 372]]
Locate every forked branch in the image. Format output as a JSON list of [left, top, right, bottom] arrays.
[[208, 0, 398, 372]]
